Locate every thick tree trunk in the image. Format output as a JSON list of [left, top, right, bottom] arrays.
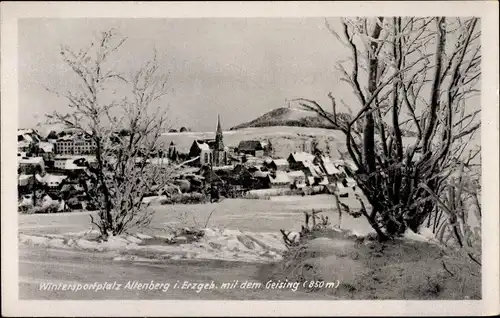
[[422, 17, 446, 153], [364, 17, 384, 173], [95, 138, 113, 233]]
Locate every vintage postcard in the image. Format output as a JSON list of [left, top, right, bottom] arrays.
[[1, 1, 499, 316]]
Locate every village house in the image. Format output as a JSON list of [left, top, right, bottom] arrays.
[[302, 162, 326, 186], [228, 164, 266, 190], [18, 157, 45, 175], [314, 155, 343, 183], [18, 174, 38, 194], [17, 130, 55, 168], [333, 159, 358, 176], [17, 129, 41, 147], [53, 156, 89, 170], [231, 164, 253, 185], [236, 140, 271, 157], [38, 141, 55, 162], [17, 129, 48, 157], [249, 165, 270, 178], [36, 174, 68, 189], [287, 152, 316, 171], [189, 140, 213, 165], [267, 170, 291, 188], [344, 176, 357, 189], [265, 158, 289, 171], [287, 170, 307, 188]]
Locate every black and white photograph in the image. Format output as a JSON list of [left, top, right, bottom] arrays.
[[1, 1, 499, 317]]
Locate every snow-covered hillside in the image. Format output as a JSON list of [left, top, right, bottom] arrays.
[[161, 126, 348, 159]]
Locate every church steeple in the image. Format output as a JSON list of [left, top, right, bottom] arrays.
[[215, 114, 224, 151]]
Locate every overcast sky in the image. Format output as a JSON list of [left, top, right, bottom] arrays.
[[18, 17, 480, 146], [19, 18, 355, 132]]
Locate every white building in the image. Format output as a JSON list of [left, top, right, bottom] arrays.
[[55, 135, 96, 155], [53, 156, 93, 170], [36, 174, 68, 188], [18, 157, 45, 174]]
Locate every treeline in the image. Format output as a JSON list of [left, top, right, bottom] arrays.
[[168, 126, 191, 133]]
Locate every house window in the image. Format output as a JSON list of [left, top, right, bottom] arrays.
[[204, 152, 208, 163]]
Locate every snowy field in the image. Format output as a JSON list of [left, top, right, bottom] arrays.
[[19, 228, 287, 264], [19, 194, 374, 263], [19, 194, 373, 235], [19, 192, 471, 265]]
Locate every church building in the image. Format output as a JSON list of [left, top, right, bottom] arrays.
[[188, 115, 229, 167]]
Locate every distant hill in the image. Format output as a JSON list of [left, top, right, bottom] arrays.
[[230, 107, 343, 130], [231, 106, 418, 137]]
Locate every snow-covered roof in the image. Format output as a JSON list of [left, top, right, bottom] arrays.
[[18, 128, 35, 135], [345, 177, 357, 186], [345, 160, 358, 172], [336, 181, 347, 189], [17, 140, 30, 148], [35, 174, 44, 183], [290, 152, 315, 163], [323, 161, 341, 175], [288, 170, 306, 178], [272, 158, 289, 166], [57, 135, 74, 141], [320, 156, 344, 176], [39, 142, 54, 153], [319, 176, 329, 185], [196, 141, 211, 151], [39, 174, 68, 185], [307, 176, 315, 185], [57, 158, 87, 170], [270, 171, 290, 184], [320, 155, 331, 163], [253, 170, 270, 178], [18, 174, 32, 182], [302, 164, 317, 178], [213, 165, 234, 171], [311, 164, 325, 176], [18, 157, 44, 166], [18, 174, 33, 186], [18, 134, 34, 143], [332, 159, 358, 172], [56, 155, 96, 162]]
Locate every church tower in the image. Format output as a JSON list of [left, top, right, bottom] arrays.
[[213, 114, 227, 166], [215, 114, 224, 151]]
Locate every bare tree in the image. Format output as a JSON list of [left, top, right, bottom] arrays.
[[421, 161, 481, 265], [295, 17, 481, 241], [47, 29, 175, 239]]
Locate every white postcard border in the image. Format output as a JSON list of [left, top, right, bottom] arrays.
[[1, 1, 499, 316]]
